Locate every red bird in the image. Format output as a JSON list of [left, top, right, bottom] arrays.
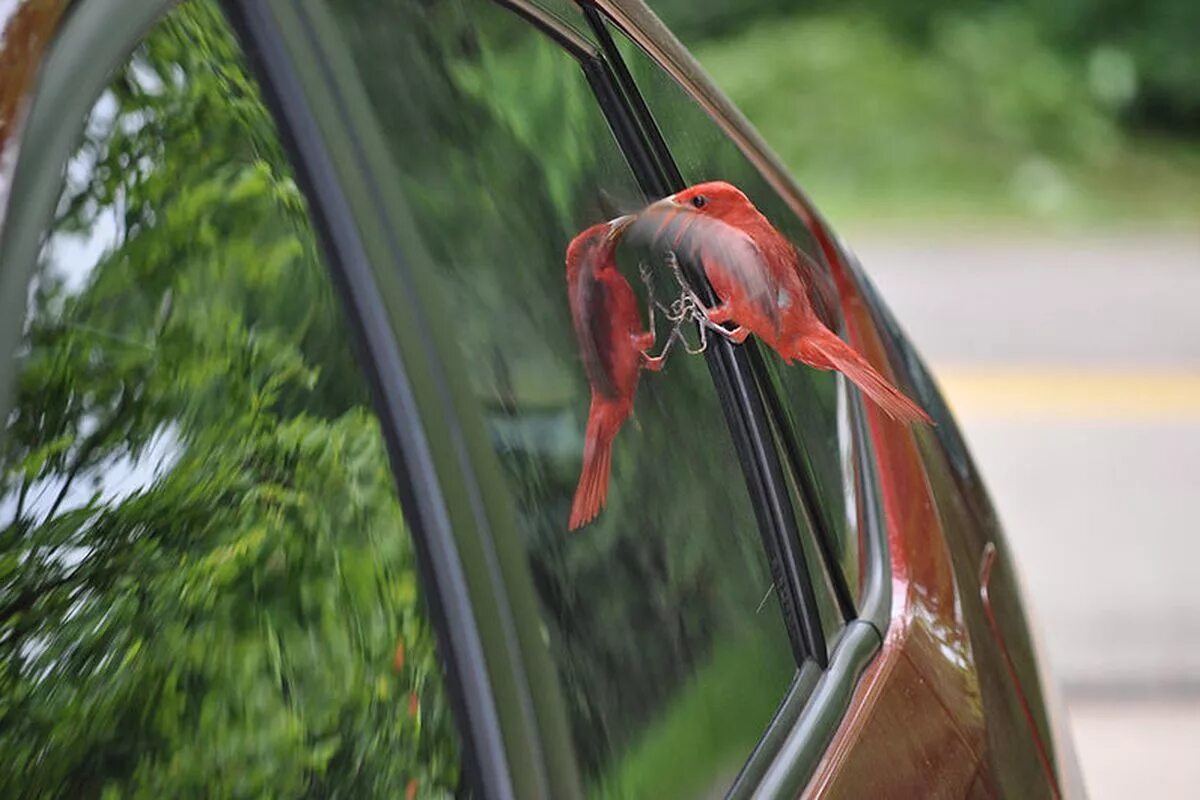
[[631, 181, 931, 424], [565, 216, 666, 530]]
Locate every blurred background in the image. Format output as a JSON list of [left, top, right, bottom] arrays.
[[649, 0, 1199, 796]]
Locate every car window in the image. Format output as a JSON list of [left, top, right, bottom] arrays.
[[0, 2, 461, 795], [327, 1, 799, 796], [608, 26, 864, 624]]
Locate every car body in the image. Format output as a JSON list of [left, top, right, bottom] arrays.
[[0, 0, 1083, 797]]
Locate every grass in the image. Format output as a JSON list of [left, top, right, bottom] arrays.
[[690, 11, 1200, 231]]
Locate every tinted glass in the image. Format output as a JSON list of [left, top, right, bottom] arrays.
[[613, 28, 864, 621], [0, 2, 460, 795], [328, 1, 797, 795]]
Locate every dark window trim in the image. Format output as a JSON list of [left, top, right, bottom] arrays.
[[580, 4, 829, 668], [580, 4, 682, 188], [579, 55, 665, 196], [582, 4, 902, 794], [751, 345, 858, 623]]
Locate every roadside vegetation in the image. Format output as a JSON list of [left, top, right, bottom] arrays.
[[656, 2, 1200, 230]]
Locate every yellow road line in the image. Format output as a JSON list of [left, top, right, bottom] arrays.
[[933, 367, 1200, 420]]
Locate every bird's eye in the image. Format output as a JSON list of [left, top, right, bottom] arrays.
[[691, 195, 708, 209]]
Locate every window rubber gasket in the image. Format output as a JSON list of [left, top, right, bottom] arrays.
[[579, 3, 829, 669], [750, 344, 858, 623]]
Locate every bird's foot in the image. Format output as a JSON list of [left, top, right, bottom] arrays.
[[664, 251, 709, 314], [699, 318, 750, 344]]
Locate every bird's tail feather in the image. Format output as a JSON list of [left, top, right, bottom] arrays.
[[569, 401, 626, 530], [801, 331, 933, 425]]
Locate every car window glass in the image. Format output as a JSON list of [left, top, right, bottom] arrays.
[[328, 1, 798, 795], [0, 2, 460, 795], [611, 27, 864, 612]]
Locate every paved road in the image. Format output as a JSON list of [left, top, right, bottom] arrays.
[[850, 231, 1200, 366], [849, 230, 1200, 798]]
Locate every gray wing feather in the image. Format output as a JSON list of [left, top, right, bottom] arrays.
[[637, 211, 782, 334]]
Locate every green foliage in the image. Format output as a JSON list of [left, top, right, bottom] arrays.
[[687, 9, 1200, 226], [1027, 0, 1200, 129], [0, 1, 457, 795], [655, 0, 1200, 135]]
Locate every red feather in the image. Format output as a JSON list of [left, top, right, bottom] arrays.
[[632, 181, 931, 425], [565, 219, 661, 530]]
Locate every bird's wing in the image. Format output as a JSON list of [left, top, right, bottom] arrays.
[[792, 245, 841, 330], [648, 211, 783, 334], [570, 259, 621, 399], [696, 217, 783, 331]]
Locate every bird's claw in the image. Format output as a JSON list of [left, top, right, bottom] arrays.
[[664, 251, 708, 313], [637, 251, 745, 363], [659, 250, 750, 353], [665, 295, 693, 323], [638, 260, 655, 287], [656, 291, 708, 355]]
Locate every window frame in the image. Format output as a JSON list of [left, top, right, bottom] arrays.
[[224, 3, 553, 798], [578, 2, 829, 670], [587, 0, 896, 793]]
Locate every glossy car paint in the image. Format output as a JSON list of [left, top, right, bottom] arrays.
[[800, 262, 1018, 798]]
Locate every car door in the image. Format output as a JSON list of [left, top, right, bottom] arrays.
[[229, 1, 888, 796], [0, 0, 921, 798]]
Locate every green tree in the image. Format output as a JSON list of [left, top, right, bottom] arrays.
[[0, 2, 458, 796]]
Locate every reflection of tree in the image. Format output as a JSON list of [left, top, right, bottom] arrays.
[[0, 2, 457, 795]]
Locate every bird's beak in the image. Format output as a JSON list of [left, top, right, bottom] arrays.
[[647, 194, 686, 214], [605, 214, 635, 239]]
